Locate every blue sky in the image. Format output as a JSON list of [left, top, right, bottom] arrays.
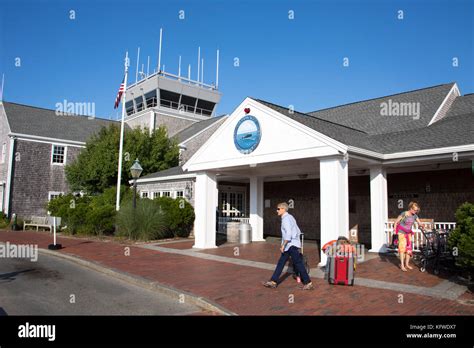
[[0, 0, 473, 119]]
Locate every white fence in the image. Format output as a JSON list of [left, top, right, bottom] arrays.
[[218, 217, 250, 233], [385, 221, 456, 252]]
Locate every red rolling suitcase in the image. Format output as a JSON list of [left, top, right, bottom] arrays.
[[326, 243, 355, 286]]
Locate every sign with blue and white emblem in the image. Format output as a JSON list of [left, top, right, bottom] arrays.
[[234, 115, 261, 154]]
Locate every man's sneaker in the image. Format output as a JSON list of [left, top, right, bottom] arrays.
[[302, 282, 314, 290], [263, 280, 277, 288]]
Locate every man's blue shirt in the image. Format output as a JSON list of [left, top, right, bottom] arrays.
[[281, 212, 302, 252]]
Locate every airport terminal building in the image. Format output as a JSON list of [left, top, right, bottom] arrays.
[[1, 73, 472, 265], [135, 82, 474, 264]]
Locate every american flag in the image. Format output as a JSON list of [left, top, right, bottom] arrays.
[[114, 78, 125, 109]]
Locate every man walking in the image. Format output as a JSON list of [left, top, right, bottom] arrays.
[[263, 202, 314, 290]]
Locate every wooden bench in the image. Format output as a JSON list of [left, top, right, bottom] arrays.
[[23, 216, 61, 232]]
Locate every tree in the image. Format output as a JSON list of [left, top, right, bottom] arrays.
[[66, 125, 179, 194], [449, 202, 474, 275]]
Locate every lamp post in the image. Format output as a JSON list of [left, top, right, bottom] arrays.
[[130, 158, 143, 209]]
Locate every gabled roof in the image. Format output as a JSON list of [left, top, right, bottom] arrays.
[[444, 94, 474, 119], [172, 114, 228, 144], [2, 101, 122, 143], [253, 98, 376, 150], [255, 87, 474, 154], [368, 111, 474, 153], [307, 83, 456, 135]]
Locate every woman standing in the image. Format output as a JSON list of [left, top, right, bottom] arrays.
[[394, 202, 425, 271]]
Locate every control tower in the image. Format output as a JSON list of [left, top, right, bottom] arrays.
[[124, 30, 222, 137]]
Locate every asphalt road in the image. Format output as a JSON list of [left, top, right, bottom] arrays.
[[0, 252, 204, 315]]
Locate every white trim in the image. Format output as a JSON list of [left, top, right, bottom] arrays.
[[383, 145, 474, 161], [125, 107, 209, 124], [428, 83, 460, 126], [134, 173, 196, 184], [7, 136, 85, 148], [4, 136, 15, 215], [1, 142, 6, 164], [347, 144, 474, 162], [9, 132, 86, 146], [183, 97, 348, 172], [48, 191, 64, 201], [51, 144, 68, 166], [178, 115, 229, 146]]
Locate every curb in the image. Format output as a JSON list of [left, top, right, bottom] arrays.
[[37, 248, 237, 316]]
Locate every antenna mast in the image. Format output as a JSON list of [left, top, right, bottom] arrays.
[[157, 28, 163, 72]]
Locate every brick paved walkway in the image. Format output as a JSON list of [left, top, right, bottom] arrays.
[[1, 230, 473, 315]]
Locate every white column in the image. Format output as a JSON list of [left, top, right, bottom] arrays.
[[149, 111, 155, 136], [249, 176, 265, 242], [369, 166, 388, 253], [193, 172, 218, 249], [319, 157, 349, 266]]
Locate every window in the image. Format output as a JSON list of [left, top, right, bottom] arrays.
[[125, 100, 135, 116], [180, 95, 197, 113], [145, 90, 157, 108], [52, 145, 66, 165], [1, 143, 6, 164], [48, 192, 64, 201], [176, 191, 184, 198], [162, 191, 171, 197], [141, 191, 149, 199], [153, 192, 160, 199], [135, 96, 144, 112], [196, 99, 215, 116]]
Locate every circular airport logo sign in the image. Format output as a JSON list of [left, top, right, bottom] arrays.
[[234, 115, 261, 154]]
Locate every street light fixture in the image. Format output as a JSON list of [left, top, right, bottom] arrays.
[[130, 158, 143, 209]]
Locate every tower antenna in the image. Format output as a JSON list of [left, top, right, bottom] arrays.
[[135, 47, 140, 83], [157, 28, 163, 72]]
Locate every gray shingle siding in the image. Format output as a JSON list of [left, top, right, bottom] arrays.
[[173, 114, 228, 144], [137, 179, 195, 208], [179, 116, 228, 164], [0, 104, 12, 184], [155, 113, 197, 137], [10, 140, 83, 218]]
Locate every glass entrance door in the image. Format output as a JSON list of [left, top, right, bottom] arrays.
[[219, 191, 245, 217]]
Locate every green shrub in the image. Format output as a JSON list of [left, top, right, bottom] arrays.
[[47, 194, 90, 234], [115, 199, 168, 240], [154, 196, 195, 238], [448, 202, 474, 273], [47, 186, 133, 236], [0, 212, 10, 229]]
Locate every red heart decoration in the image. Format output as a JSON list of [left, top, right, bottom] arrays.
[[244, 108, 250, 114]]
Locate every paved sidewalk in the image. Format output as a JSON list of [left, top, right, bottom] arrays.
[[1, 230, 473, 315]]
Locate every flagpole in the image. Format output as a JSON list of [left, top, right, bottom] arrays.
[[116, 51, 129, 211]]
